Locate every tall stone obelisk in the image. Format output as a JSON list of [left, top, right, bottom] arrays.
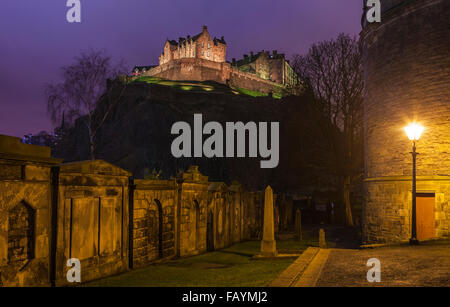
[[260, 186, 277, 257]]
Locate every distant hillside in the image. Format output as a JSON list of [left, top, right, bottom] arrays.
[[55, 79, 336, 192]]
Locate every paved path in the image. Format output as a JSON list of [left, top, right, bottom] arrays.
[[271, 240, 450, 287], [270, 247, 319, 286], [316, 243, 450, 287], [293, 249, 331, 287], [270, 247, 331, 287]]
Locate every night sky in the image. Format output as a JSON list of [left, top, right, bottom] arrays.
[[0, 0, 363, 138]]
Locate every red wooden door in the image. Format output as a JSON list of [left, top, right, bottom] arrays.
[[416, 193, 435, 241]]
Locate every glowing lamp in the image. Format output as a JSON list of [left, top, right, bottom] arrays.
[[404, 123, 424, 141], [404, 123, 425, 245]]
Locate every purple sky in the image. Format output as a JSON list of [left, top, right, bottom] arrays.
[[0, 0, 362, 138]]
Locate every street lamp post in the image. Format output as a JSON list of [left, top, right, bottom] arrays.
[[404, 123, 424, 245], [410, 139, 418, 245]]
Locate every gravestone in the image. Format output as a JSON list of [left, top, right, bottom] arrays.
[[319, 228, 327, 248], [295, 209, 302, 241], [259, 186, 277, 257]]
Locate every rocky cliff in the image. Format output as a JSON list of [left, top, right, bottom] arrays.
[[56, 80, 336, 192]]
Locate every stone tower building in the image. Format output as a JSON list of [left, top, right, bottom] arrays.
[[361, 0, 450, 243], [159, 26, 226, 65]]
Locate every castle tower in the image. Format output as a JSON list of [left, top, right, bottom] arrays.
[[361, 0, 450, 243]]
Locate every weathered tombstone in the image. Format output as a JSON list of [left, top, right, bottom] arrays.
[[295, 209, 302, 241], [319, 228, 327, 248], [260, 186, 277, 257]]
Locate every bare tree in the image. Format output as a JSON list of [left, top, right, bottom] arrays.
[[46, 49, 128, 160], [293, 34, 364, 226]]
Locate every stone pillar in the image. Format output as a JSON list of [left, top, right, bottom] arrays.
[[260, 186, 277, 257], [295, 209, 302, 241], [319, 228, 327, 248]]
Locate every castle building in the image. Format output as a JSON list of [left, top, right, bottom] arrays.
[[159, 26, 227, 65], [361, 0, 450, 243], [133, 26, 301, 96], [232, 50, 299, 89]]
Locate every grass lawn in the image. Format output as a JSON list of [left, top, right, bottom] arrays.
[[235, 87, 283, 99], [85, 238, 316, 287], [235, 87, 267, 97], [134, 77, 228, 93]]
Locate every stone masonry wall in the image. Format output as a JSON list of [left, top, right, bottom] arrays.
[[146, 58, 229, 84], [229, 67, 285, 96], [362, 0, 450, 178], [364, 177, 450, 243], [54, 160, 131, 286], [361, 0, 450, 243], [0, 135, 289, 286], [178, 186, 208, 256], [142, 58, 287, 95], [132, 179, 177, 268], [0, 135, 61, 286]]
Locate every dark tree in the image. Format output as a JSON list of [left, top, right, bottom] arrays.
[[45, 49, 128, 160], [292, 34, 364, 226], [22, 131, 57, 147]]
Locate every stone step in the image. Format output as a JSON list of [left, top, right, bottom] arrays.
[[269, 247, 320, 287], [293, 248, 331, 287]]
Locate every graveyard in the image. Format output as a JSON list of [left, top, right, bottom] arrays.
[[1, 0, 449, 289], [85, 238, 317, 287]]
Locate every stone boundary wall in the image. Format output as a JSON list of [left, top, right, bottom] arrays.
[[0, 135, 61, 287], [132, 179, 178, 268], [145, 58, 230, 84], [229, 67, 285, 96], [139, 58, 287, 95], [0, 136, 292, 286], [54, 160, 131, 286]]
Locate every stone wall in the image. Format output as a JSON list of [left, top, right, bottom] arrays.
[[141, 57, 288, 95], [0, 134, 293, 286], [208, 182, 240, 250], [54, 160, 131, 285], [0, 135, 61, 286], [147, 58, 230, 84], [132, 179, 177, 268], [243, 191, 264, 239], [364, 176, 450, 243], [229, 67, 285, 96], [129, 167, 272, 264], [361, 0, 450, 243], [177, 166, 210, 257]]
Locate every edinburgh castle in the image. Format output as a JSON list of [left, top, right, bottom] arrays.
[[133, 26, 301, 96]]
